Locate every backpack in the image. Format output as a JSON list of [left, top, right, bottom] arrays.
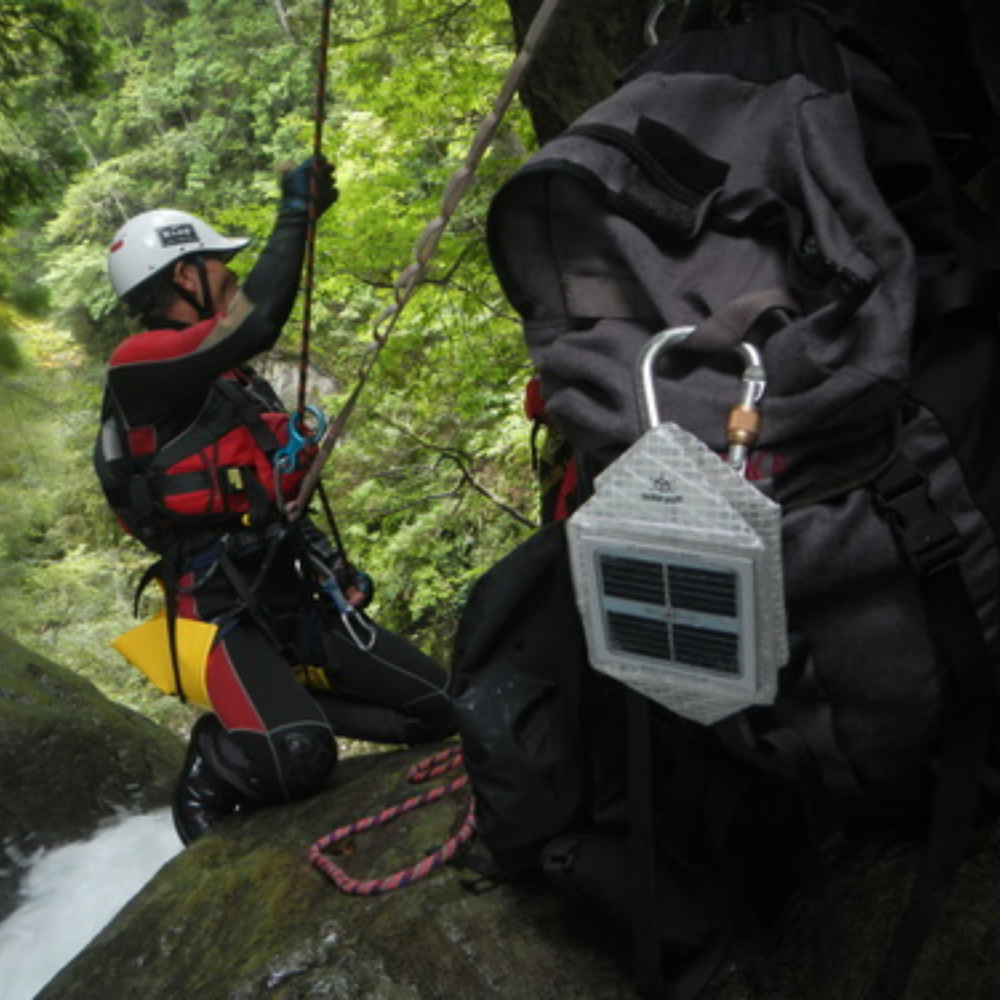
[[94, 366, 311, 553], [454, 5, 1000, 998]]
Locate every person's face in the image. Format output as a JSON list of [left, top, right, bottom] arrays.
[[205, 257, 239, 313], [172, 254, 238, 316]]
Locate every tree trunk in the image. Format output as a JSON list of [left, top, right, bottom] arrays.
[[503, 0, 651, 142]]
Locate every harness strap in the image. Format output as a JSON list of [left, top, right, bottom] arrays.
[[214, 537, 289, 654], [138, 540, 189, 705]]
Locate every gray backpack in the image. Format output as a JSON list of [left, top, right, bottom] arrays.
[[464, 5, 1000, 998]]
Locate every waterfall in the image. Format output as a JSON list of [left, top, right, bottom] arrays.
[[0, 810, 181, 999]]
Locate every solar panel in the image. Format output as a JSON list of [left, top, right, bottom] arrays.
[[582, 540, 756, 694]]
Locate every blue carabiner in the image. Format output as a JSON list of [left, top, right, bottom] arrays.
[[273, 405, 327, 476]]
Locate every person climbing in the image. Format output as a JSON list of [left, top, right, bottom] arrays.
[[95, 156, 456, 845]]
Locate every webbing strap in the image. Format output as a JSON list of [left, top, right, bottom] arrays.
[[867, 456, 993, 999], [627, 690, 666, 999], [867, 559, 991, 1000], [152, 541, 188, 705]]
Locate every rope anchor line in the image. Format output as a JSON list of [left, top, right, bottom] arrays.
[[309, 745, 475, 895]]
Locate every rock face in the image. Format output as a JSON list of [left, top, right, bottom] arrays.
[[3, 629, 999, 999], [0, 630, 182, 920], [38, 742, 1000, 1000], [37, 747, 639, 1000]]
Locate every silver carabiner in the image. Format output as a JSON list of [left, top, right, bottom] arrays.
[[320, 576, 377, 652], [727, 343, 766, 475], [341, 608, 377, 653], [637, 325, 768, 475]]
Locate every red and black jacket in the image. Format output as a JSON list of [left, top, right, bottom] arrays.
[[94, 207, 312, 553]]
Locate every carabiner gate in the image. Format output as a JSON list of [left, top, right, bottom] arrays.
[[320, 576, 377, 652], [638, 326, 768, 475]]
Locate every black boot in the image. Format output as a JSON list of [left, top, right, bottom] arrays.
[[173, 716, 247, 846]]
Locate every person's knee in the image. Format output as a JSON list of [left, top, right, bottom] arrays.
[[202, 716, 337, 805], [271, 726, 338, 801]]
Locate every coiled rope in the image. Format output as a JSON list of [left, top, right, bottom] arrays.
[[309, 745, 473, 895]]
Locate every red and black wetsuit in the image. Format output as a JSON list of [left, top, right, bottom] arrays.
[[101, 207, 454, 805]]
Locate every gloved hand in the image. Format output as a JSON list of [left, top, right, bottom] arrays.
[[328, 555, 373, 610], [347, 569, 374, 609], [300, 520, 373, 610], [280, 155, 339, 216]]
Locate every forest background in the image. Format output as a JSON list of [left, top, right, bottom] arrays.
[[0, 0, 549, 735]]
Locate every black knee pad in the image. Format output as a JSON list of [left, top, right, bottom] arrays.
[[272, 727, 339, 801], [195, 715, 269, 803], [197, 716, 337, 804]]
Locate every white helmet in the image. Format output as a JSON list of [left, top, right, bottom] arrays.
[[107, 208, 251, 299]]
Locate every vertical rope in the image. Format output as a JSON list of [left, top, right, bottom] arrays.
[[297, 0, 334, 420], [289, 0, 569, 517]]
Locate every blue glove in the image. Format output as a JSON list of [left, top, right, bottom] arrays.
[[280, 156, 339, 216], [352, 569, 375, 607]]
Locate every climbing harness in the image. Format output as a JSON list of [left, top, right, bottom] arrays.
[[309, 745, 474, 895], [288, 0, 569, 520]]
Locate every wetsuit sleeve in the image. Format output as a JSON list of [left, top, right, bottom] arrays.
[[107, 206, 309, 425], [200, 205, 310, 358]]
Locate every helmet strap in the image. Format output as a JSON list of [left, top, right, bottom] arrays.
[[171, 255, 216, 321]]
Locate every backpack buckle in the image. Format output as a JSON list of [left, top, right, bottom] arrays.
[[872, 457, 964, 576]]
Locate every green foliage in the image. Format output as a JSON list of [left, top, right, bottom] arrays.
[[0, 306, 24, 371], [0, 308, 196, 733], [1, 0, 544, 704], [0, 0, 106, 228]]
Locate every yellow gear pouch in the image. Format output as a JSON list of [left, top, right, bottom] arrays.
[[112, 610, 218, 710]]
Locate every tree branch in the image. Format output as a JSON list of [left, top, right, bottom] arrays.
[[380, 415, 538, 528]]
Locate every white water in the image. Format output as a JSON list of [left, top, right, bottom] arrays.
[[0, 810, 181, 1000]]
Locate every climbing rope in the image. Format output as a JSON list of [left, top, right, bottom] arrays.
[[296, 0, 334, 421], [309, 745, 474, 895], [289, 0, 569, 518]]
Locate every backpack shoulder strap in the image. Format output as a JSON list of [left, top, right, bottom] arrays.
[[868, 454, 994, 999]]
